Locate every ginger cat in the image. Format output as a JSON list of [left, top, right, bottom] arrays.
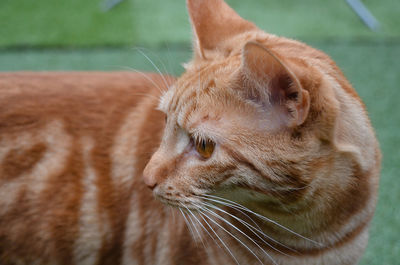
[[0, 0, 380, 264]]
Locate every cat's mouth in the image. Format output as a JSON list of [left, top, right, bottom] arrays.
[[154, 192, 203, 211]]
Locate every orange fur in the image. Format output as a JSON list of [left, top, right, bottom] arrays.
[[0, 0, 380, 264]]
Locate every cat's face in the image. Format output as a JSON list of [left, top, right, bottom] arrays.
[[143, 0, 322, 211], [144, 60, 265, 208], [143, 53, 317, 210]]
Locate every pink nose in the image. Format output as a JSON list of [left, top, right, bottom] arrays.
[[143, 166, 158, 190], [143, 175, 157, 190]]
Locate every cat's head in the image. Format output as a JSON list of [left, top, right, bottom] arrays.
[[143, 0, 343, 212]]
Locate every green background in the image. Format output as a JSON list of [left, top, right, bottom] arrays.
[[0, 0, 399, 264]]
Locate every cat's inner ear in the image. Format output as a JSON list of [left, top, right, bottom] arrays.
[[186, 0, 256, 58], [241, 42, 310, 128]]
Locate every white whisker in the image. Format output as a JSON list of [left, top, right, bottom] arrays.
[[188, 208, 223, 250], [188, 208, 215, 251], [199, 200, 295, 256], [164, 44, 181, 76], [198, 204, 278, 265], [182, 205, 207, 249], [119, 66, 167, 95], [135, 48, 171, 92], [197, 211, 241, 265], [179, 208, 196, 240], [198, 207, 265, 265], [197, 195, 263, 231], [203, 194, 323, 247], [197, 195, 297, 253]]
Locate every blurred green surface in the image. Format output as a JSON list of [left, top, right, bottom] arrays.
[[1, 0, 399, 48], [0, 0, 136, 47], [0, 47, 191, 75], [0, 0, 399, 264], [1, 42, 399, 265]]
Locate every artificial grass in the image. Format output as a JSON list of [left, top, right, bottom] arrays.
[[0, 0, 136, 47], [0, 41, 399, 264], [1, 0, 399, 48], [0, 46, 191, 75], [226, 0, 400, 40], [316, 42, 400, 265]]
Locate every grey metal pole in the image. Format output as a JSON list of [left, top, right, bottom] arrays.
[[346, 0, 380, 31], [101, 0, 125, 12]]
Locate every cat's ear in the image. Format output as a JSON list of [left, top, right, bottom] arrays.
[[187, 0, 256, 58], [241, 42, 310, 128]]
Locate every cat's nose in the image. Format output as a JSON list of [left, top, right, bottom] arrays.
[[143, 151, 170, 190], [143, 175, 157, 190], [143, 165, 158, 190]]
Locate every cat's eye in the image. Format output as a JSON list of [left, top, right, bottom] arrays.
[[193, 137, 215, 159]]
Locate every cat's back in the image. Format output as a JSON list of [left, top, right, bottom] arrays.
[[0, 72, 169, 133], [0, 72, 174, 265]]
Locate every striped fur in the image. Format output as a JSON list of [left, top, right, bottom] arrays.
[[0, 0, 380, 264]]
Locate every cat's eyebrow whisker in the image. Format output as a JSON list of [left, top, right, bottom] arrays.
[[119, 67, 167, 95], [135, 48, 172, 92], [198, 200, 296, 256], [164, 44, 177, 76], [134, 46, 175, 82], [202, 194, 323, 247], [197, 204, 277, 265], [197, 210, 241, 265]]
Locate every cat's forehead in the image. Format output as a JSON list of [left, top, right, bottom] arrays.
[[158, 64, 233, 114], [157, 79, 216, 117]]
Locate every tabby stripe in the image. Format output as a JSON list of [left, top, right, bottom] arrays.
[[222, 146, 271, 180], [122, 193, 142, 265], [0, 131, 36, 215], [170, 65, 217, 114], [179, 99, 198, 129], [32, 121, 76, 264], [0, 121, 73, 263], [176, 90, 198, 125], [198, 164, 237, 187], [74, 137, 110, 265], [221, 146, 310, 207]]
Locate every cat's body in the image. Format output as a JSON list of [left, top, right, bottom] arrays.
[[0, 72, 185, 265], [0, 0, 380, 264]]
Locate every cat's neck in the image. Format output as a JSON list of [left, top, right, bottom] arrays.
[[217, 162, 377, 253]]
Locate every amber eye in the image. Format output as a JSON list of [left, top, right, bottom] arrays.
[[194, 137, 215, 159]]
